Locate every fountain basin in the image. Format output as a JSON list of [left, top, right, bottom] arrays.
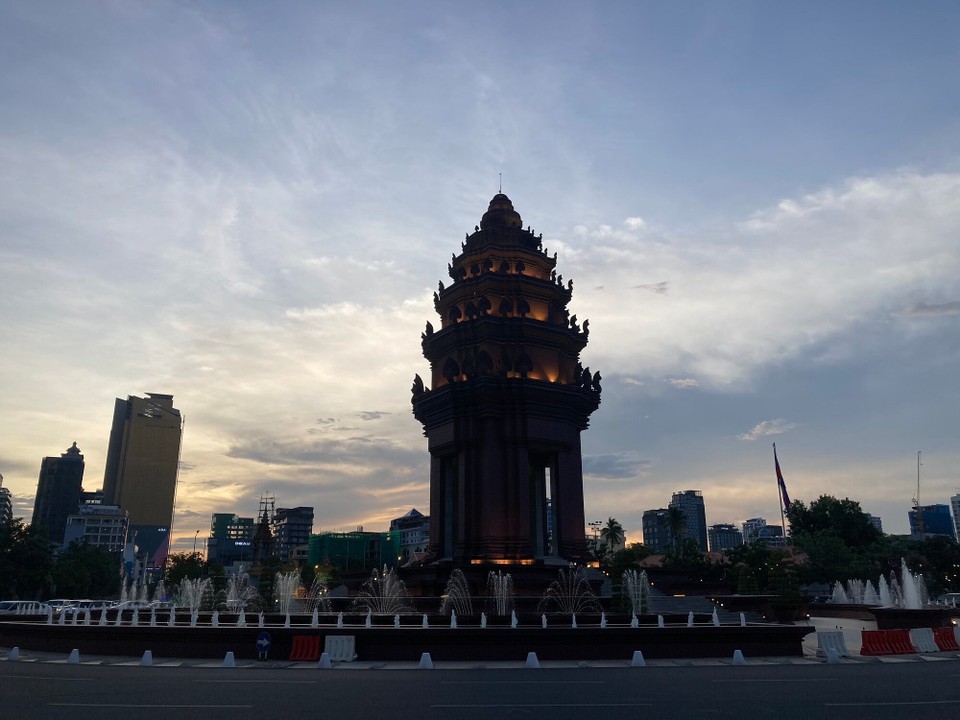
[[0, 619, 813, 661]]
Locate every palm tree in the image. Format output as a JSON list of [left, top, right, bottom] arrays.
[[600, 517, 625, 555], [666, 506, 687, 555]]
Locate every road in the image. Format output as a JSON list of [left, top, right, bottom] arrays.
[[3, 658, 960, 720]]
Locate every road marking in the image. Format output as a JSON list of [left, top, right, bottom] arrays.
[[825, 700, 960, 707], [49, 704, 253, 708], [195, 679, 316, 684], [432, 703, 653, 708], [441, 681, 605, 685], [713, 679, 836, 683], [1, 675, 93, 680]]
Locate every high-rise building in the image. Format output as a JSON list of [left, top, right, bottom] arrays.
[[670, 490, 708, 552], [411, 193, 601, 566], [62, 503, 129, 557], [31, 442, 85, 544], [307, 530, 402, 572], [206, 513, 255, 568], [742, 517, 768, 543], [708, 523, 743, 551], [0, 473, 12, 526], [390, 508, 430, 562], [102, 393, 183, 568], [909, 504, 955, 541], [641, 508, 673, 553], [951, 493, 960, 542], [272, 506, 314, 562], [868, 515, 883, 534]]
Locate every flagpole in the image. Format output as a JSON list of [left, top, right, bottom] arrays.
[[774, 443, 787, 540]]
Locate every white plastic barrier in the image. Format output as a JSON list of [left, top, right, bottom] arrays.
[[324, 635, 356, 662], [815, 630, 850, 658], [909, 627, 939, 653]]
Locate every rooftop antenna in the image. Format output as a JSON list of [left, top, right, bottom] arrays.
[[499, 172, 502, 193]]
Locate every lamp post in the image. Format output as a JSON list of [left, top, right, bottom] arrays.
[[588, 520, 602, 556], [193, 530, 200, 555]]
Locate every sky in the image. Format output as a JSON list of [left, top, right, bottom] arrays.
[[1, 1, 959, 553]]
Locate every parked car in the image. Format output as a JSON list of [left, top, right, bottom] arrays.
[[60, 599, 117, 618], [45, 598, 77, 613]]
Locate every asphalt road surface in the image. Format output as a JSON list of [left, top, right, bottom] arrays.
[[4, 659, 960, 720]]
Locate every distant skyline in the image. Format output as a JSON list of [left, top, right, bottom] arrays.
[[1, 2, 959, 552]]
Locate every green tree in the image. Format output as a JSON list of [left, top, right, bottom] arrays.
[[600, 517, 625, 553], [0, 520, 54, 599], [912, 535, 960, 595], [788, 496, 880, 548], [736, 565, 761, 595], [164, 552, 205, 586], [767, 560, 802, 621], [787, 495, 884, 584], [607, 543, 655, 581], [52, 542, 122, 598], [666, 506, 687, 555]]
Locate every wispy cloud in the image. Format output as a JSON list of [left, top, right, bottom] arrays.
[[894, 300, 960, 318], [668, 378, 700, 389], [633, 281, 669, 294], [357, 411, 389, 421], [738, 419, 798, 441]]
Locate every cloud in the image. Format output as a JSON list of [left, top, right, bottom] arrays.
[[582, 451, 652, 479], [624, 216, 645, 230], [633, 281, 669, 294], [668, 378, 700, 389], [561, 171, 960, 390], [738, 418, 798, 441], [357, 411, 389, 421], [894, 300, 960, 318], [619, 377, 644, 386]]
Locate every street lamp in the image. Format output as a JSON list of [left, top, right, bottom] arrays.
[[588, 520, 602, 553], [193, 530, 200, 555]]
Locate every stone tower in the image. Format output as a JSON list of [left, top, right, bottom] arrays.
[[412, 193, 601, 566]]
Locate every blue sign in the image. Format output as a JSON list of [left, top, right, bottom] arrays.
[[256, 631, 272, 653]]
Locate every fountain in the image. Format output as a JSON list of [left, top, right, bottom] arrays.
[[486, 571, 515, 616], [620, 569, 650, 616], [440, 569, 473, 616], [176, 577, 213, 613], [816, 558, 946, 629], [225, 573, 259, 613], [351, 568, 414, 615], [827, 560, 930, 610], [305, 576, 332, 613], [1, 562, 816, 662], [273, 571, 303, 615], [537, 566, 601, 615]]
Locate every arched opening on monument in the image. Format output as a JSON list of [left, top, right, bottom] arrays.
[[439, 454, 458, 561], [531, 453, 559, 560]]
